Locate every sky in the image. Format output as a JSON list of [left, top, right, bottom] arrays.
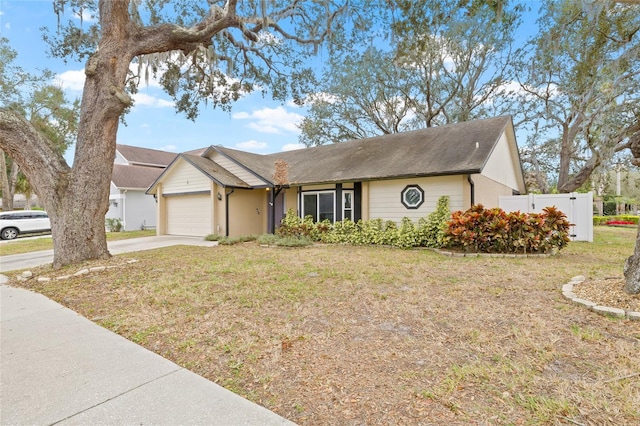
[[0, 0, 542, 164], [0, 0, 314, 163]]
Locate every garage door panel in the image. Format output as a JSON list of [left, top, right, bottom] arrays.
[[166, 194, 212, 236]]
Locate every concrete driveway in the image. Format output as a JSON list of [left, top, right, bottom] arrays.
[[0, 235, 218, 273]]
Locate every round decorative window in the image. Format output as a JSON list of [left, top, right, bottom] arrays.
[[401, 185, 424, 209]]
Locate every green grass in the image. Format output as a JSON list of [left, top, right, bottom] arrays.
[[0, 230, 155, 256]]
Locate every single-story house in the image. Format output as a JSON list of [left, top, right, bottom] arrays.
[[107, 144, 177, 231], [146, 115, 526, 237]]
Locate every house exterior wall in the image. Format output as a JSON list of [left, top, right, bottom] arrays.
[[213, 184, 227, 236], [121, 190, 157, 231], [228, 188, 266, 237], [480, 132, 525, 193], [283, 188, 298, 214], [114, 151, 128, 165], [106, 183, 123, 224], [156, 184, 166, 235], [208, 152, 267, 187], [472, 173, 517, 208], [368, 176, 464, 223], [161, 158, 211, 194]]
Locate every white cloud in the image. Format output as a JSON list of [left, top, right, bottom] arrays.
[[56, 69, 85, 91], [232, 111, 250, 119], [74, 9, 97, 23], [232, 106, 303, 134], [304, 92, 339, 106], [4, 22, 10, 30], [236, 140, 268, 151], [157, 144, 178, 152], [281, 143, 305, 152], [132, 92, 174, 108]]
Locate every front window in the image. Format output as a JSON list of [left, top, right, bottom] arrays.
[[343, 191, 354, 221], [302, 191, 335, 222], [302, 189, 356, 222], [303, 191, 335, 222]]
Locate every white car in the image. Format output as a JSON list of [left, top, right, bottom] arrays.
[[0, 210, 51, 240]]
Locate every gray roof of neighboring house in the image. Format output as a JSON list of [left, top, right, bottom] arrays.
[[116, 144, 177, 167], [212, 115, 515, 186], [111, 164, 165, 190]]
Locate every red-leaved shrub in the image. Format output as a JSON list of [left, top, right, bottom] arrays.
[[443, 204, 571, 254]]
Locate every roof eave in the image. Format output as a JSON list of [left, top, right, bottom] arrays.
[[289, 169, 483, 186]]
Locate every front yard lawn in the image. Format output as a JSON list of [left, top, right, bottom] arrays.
[[11, 227, 640, 425]]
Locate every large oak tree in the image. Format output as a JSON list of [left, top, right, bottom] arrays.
[[0, 0, 346, 268]]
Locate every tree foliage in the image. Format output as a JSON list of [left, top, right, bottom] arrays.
[[299, 0, 525, 146], [0, 37, 79, 211], [0, 0, 349, 267], [516, 0, 640, 193]]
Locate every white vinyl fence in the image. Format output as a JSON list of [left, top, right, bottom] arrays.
[[499, 192, 593, 242]]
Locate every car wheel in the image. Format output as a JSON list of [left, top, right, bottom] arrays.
[[1, 227, 19, 240]]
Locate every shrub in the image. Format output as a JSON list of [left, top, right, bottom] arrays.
[[256, 234, 280, 245], [205, 234, 224, 241], [215, 235, 257, 245], [274, 235, 314, 247], [443, 204, 571, 254], [594, 215, 639, 226], [416, 196, 450, 247], [105, 218, 123, 232], [277, 209, 327, 239]]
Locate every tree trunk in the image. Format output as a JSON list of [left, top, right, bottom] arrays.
[[0, 1, 135, 267], [0, 150, 19, 211], [624, 224, 640, 294]]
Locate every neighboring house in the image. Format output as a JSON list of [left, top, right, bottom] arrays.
[[107, 144, 177, 231], [146, 115, 526, 237]]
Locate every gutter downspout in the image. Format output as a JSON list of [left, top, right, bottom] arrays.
[[225, 189, 234, 237], [467, 175, 475, 207]]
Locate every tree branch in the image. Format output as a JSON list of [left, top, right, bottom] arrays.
[[0, 108, 70, 208]]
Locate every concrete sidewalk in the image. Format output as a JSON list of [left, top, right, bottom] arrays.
[[0, 237, 295, 425]]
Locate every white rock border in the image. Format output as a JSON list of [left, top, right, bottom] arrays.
[[15, 259, 139, 283], [563, 275, 640, 320], [432, 248, 552, 258]]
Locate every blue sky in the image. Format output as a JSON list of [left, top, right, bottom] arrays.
[[0, 0, 312, 163], [0, 0, 542, 164]]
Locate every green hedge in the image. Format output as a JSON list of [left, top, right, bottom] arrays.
[[593, 215, 639, 225], [277, 196, 451, 249], [275, 198, 571, 254]]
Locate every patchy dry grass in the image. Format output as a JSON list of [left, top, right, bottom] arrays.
[[10, 227, 640, 425], [0, 230, 155, 256]]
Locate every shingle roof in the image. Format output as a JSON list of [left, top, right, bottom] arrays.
[[111, 164, 165, 189], [116, 144, 177, 167], [181, 154, 251, 188], [214, 115, 514, 185]]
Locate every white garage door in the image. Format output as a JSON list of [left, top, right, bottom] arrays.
[[166, 194, 212, 236]]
